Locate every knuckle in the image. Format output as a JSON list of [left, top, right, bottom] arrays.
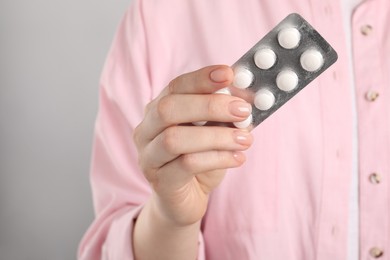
[[205, 95, 221, 116], [137, 152, 157, 182], [161, 127, 180, 155], [167, 76, 181, 94], [180, 153, 198, 171], [156, 96, 175, 124]]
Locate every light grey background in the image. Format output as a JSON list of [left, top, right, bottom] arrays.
[[0, 0, 131, 259]]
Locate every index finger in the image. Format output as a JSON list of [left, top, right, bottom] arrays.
[[164, 65, 234, 95]]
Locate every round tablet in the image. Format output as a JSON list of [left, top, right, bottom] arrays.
[[232, 68, 254, 89], [254, 89, 275, 110], [214, 87, 231, 95], [254, 48, 277, 70], [233, 113, 253, 129], [192, 120, 207, 126], [300, 49, 324, 72], [276, 70, 299, 91], [278, 28, 301, 49]]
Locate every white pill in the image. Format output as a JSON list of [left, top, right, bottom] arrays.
[[192, 120, 207, 126], [254, 48, 277, 70], [234, 113, 253, 129], [254, 89, 275, 110], [300, 49, 324, 72], [232, 68, 254, 89], [278, 27, 301, 49], [214, 87, 231, 95], [276, 70, 299, 91]]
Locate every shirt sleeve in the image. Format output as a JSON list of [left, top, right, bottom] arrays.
[[78, 1, 205, 259]]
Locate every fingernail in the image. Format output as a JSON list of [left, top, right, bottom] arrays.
[[233, 152, 246, 163], [233, 130, 252, 146], [229, 100, 252, 117], [210, 68, 229, 83]]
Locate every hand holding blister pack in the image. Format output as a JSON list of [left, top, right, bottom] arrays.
[[196, 13, 338, 129]]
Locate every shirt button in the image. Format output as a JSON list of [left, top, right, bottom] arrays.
[[369, 173, 381, 184], [361, 24, 373, 35], [365, 91, 379, 102], [369, 247, 384, 258]]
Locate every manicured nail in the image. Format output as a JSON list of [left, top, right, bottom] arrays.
[[233, 152, 246, 163], [229, 100, 252, 117], [210, 68, 229, 83], [233, 130, 252, 146]]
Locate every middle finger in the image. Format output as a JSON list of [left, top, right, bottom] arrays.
[[141, 94, 252, 142], [141, 126, 253, 169]]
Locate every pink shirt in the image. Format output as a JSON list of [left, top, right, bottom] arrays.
[[78, 0, 390, 259]]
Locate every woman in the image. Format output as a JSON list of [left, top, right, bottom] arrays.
[[79, 0, 390, 259]]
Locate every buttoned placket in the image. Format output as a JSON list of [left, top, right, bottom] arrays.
[[352, 0, 390, 259]]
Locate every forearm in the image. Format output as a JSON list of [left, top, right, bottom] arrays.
[[133, 197, 201, 260]]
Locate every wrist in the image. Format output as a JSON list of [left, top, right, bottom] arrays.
[[149, 193, 202, 230], [134, 197, 201, 260]]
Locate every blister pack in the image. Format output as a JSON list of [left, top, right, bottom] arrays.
[[224, 13, 338, 129]]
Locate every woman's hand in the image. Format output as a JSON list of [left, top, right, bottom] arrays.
[[133, 65, 253, 260], [133, 65, 253, 227]]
